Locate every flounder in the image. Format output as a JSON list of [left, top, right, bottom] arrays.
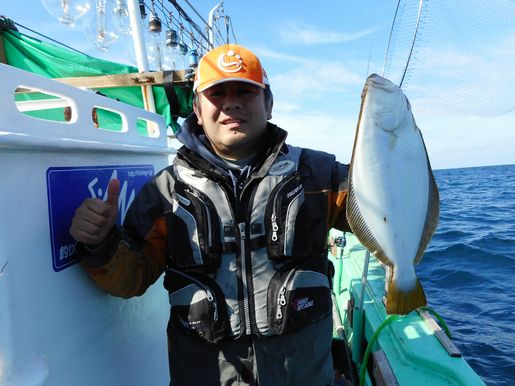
[[346, 74, 439, 315]]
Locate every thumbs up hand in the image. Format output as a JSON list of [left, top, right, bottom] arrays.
[[69, 178, 120, 248]]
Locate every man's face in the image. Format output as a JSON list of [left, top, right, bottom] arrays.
[[194, 81, 272, 160]]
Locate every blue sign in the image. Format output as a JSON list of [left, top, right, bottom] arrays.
[[46, 165, 155, 272]]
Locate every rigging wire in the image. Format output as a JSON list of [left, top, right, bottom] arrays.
[[167, 0, 209, 45], [224, 15, 230, 45], [181, 0, 210, 30], [149, 0, 209, 53], [153, 0, 234, 53], [214, 5, 228, 46], [227, 16, 238, 44], [9, 1, 236, 64], [11, 21, 87, 56], [208, 6, 224, 47]]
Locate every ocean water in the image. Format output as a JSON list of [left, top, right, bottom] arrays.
[[419, 164, 515, 386]]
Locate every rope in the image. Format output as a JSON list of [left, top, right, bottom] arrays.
[[358, 314, 400, 386], [420, 306, 452, 339], [357, 307, 453, 385]]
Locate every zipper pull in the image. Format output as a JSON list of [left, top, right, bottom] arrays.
[[276, 286, 287, 320], [271, 213, 278, 242], [278, 286, 287, 306], [206, 290, 218, 322], [238, 222, 246, 240]]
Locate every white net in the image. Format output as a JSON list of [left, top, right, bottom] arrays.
[[383, 0, 515, 116]]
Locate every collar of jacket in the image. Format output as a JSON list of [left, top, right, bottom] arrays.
[[175, 115, 289, 182]]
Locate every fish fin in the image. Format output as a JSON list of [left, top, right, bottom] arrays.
[[346, 175, 393, 267], [415, 140, 440, 264], [386, 276, 427, 315]]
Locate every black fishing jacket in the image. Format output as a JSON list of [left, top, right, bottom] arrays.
[[81, 123, 350, 344]]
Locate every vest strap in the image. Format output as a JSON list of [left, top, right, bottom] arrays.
[[222, 235, 267, 253]]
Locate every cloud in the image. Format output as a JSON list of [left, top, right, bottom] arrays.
[[270, 107, 515, 170], [273, 101, 302, 114], [251, 44, 365, 103], [415, 112, 515, 169], [278, 20, 375, 45], [271, 111, 357, 163], [253, 46, 310, 64], [270, 61, 363, 101]]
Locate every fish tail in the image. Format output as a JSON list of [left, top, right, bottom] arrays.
[[386, 277, 427, 315]]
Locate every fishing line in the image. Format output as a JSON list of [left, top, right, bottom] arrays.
[[365, 35, 374, 77], [382, 0, 402, 79], [398, 0, 423, 88]]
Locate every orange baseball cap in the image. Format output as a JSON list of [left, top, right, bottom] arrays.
[[193, 44, 270, 93]]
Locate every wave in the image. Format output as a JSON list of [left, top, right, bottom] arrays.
[[412, 165, 514, 383], [423, 242, 514, 266], [421, 268, 490, 289]]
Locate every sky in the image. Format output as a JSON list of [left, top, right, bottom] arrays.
[[2, 0, 514, 170]]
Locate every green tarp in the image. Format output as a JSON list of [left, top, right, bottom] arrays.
[[1, 20, 193, 134]]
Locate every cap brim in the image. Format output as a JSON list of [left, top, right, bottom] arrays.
[[195, 78, 266, 94]]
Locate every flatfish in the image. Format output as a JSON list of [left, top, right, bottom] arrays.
[[346, 74, 439, 315]]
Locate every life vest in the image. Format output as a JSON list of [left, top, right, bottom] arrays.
[[162, 144, 335, 343]]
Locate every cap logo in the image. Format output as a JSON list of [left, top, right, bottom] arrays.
[[217, 50, 244, 73]]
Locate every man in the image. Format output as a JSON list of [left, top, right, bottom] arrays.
[[70, 44, 350, 386]]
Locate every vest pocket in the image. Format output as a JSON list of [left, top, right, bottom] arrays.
[[165, 268, 230, 343], [265, 173, 307, 259], [169, 182, 222, 269], [267, 262, 331, 335]]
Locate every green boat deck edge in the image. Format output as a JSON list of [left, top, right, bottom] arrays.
[[329, 229, 485, 386]]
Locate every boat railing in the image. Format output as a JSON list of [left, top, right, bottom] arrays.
[[0, 63, 171, 154]]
